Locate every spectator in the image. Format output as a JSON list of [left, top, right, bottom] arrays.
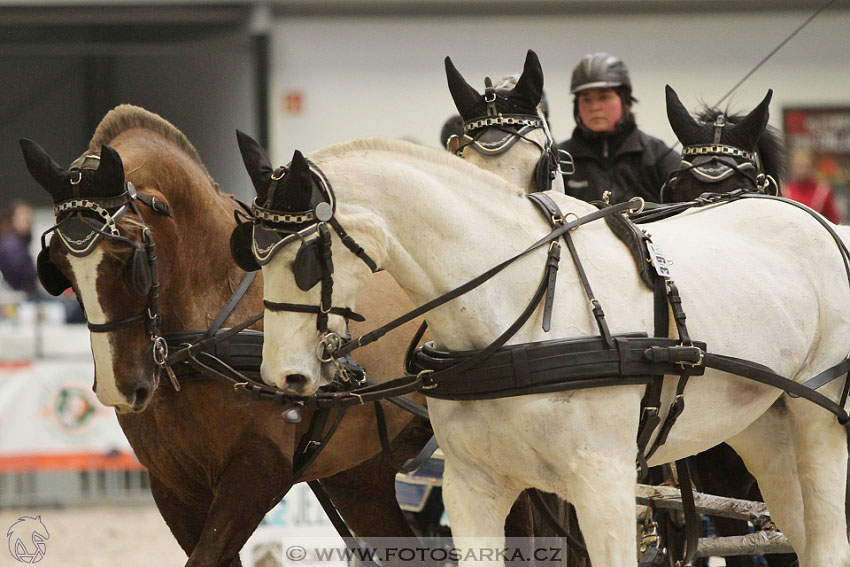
[[783, 148, 841, 223], [557, 52, 679, 203], [0, 199, 38, 297]]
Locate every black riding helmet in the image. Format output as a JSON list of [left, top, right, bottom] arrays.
[[570, 52, 637, 124]]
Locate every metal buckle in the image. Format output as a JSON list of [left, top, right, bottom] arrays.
[[678, 346, 705, 368], [418, 369, 438, 389]]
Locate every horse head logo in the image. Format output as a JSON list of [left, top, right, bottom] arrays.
[[6, 516, 50, 564]]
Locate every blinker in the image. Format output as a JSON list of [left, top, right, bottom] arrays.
[[293, 238, 326, 291]]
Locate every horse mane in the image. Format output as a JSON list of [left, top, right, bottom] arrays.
[[310, 137, 522, 194], [695, 105, 787, 183], [88, 104, 216, 183]]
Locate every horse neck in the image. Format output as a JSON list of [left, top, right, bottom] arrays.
[[119, 141, 259, 331], [317, 142, 594, 349]]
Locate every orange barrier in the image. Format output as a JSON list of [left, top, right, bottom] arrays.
[[0, 451, 145, 472]]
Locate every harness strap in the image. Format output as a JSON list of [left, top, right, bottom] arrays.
[[293, 407, 348, 478], [703, 353, 849, 423], [329, 217, 379, 273], [336, 198, 641, 358], [563, 231, 615, 349], [373, 401, 438, 474], [203, 272, 257, 339], [166, 312, 264, 367], [675, 459, 699, 567], [87, 314, 147, 333], [263, 301, 365, 323], [306, 481, 357, 542], [635, 276, 670, 478]]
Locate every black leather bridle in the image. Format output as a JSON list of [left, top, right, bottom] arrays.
[[660, 114, 779, 202], [238, 160, 379, 382], [39, 153, 176, 387], [448, 78, 574, 192]]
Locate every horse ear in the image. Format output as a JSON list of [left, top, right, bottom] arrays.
[[445, 56, 482, 120], [511, 49, 544, 110], [236, 129, 274, 199], [275, 150, 314, 212], [729, 89, 772, 150], [19, 138, 67, 198], [93, 144, 126, 197], [665, 85, 702, 145]]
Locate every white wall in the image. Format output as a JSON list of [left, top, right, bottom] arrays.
[[268, 10, 850, 162]]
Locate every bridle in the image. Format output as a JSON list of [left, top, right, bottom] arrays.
[[660, 114, 778, 202], [234, 158, 380, 385], [39, 153, 176, 387], [448, 78, 574, 192]]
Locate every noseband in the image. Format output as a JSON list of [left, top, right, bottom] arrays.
[[661, 114, 778, 202], [449, 78, 574, 192], [39, 153, 176, 386]]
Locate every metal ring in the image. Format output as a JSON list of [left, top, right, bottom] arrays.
[[152, 336, 168, 366], [628, 197, 646, 215], [563, 211, 581, 231]]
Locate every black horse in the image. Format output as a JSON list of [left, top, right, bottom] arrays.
[[662, 84, 786, 203], [664, 84, 795, 567]]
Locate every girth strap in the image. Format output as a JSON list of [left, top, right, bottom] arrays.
[[411, 334, 706, 400]]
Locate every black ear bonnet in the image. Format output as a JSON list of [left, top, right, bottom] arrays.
[[21, 141, 156, 297], [230, 133, 337, 291], [662, 85, 777, 200], [445, 50, 561, 192]]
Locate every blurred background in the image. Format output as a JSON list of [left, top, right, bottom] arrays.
[[1, 1, 848, 565]]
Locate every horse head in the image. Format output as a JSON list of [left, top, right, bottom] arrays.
[[232, 131, 382, 395], [663, 84, 786, 202], [444, 49, 566, 193], [21, 138, 178, 412]]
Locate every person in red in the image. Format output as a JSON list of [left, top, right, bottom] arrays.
[[783, 148, 842, 223]]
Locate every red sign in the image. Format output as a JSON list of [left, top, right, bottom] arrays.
[[283, 90, 304, 115]]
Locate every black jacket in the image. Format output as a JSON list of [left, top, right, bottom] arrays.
[[557, 123, 680, 204]]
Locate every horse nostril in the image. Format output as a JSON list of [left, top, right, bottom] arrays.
[[132, 386, 150, 411], [285, 374, 308, 388]]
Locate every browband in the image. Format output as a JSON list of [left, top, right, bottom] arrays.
[[681, 144, 756, 162]]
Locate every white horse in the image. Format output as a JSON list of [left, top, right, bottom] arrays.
[[444, 49, 566, 195], [250, 137, 850, 567]]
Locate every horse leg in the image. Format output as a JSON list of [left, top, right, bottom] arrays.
[[785, 397, 850, 567], [441, 459, 523, 567], [184, 439, 292, 567], [148, 473, 212, 561], [561, 449, 638, 567], [726, 403, 806, 558]]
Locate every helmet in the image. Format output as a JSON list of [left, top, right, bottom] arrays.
[[570, 52, 631, 95]]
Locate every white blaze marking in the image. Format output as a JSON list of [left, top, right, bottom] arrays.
[[67, 248, 127, 407]]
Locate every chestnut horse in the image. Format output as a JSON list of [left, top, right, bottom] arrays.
[[20, 104, 431, 567]]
